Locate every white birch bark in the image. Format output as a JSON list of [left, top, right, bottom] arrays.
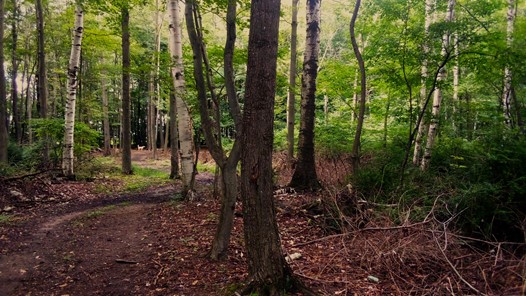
[[286, 0, 299, 161], [421, 0, 455, 171], [62, 7, 83, 178], [413, 0, 434, 166], [169, 0, 195, 193], [502, 0, 516, 125]]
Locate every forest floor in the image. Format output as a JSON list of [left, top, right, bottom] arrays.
[[0, 150, 525, 295]]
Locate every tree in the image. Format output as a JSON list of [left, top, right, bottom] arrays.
[[185, 0, 242, 260], [502, 0, 516, 126], [101, 68, 111, 156], [62, 6, 84, 178], [169, 0, 195, 194], [121, 3, 133, 175], [11, 0, 21, 144], [349, 0, 366, 173], [239, 0, 314, 292], [0, 0, 7, 164], [412, 0, 434, 166], [36, 0, 49, 165], [289, 0, 322, 191], [286, 0, 299, 162], [420, 0, 455, 171]]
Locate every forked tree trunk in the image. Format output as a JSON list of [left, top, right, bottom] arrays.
[[101, 68, 111, 156], [413, 0, 434, 166], [121, 5, 133, 175], [185, 0, 242, 260], [286, 0, 299, 162], [169, 0, 195, 194], [289, 0, 322, 191], [0, 0, 7, 163], [502, 0, 516, 126], [421, 0, 455, 171], [350, 0, 366, 174], [62, 7, 84, 178]]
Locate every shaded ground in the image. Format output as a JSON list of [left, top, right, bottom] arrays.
[[0, 150, 525, 295]]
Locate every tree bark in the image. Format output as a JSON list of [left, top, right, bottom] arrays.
[[36, 0, 48, 166], [239, 0, 313, 293], [349, 0, 366, 174], [286, 0, 299, 162], [502, 0, 516, 126], [421, 0, 455, 171], [289, 0, 322, 191], [185, 0, 242, 260], [62, 7, 84, 178], [169, 0, 195, 194], [121, 5, 133, 175], [101, 67, 111, 156], [0, 0, 8, 164], [412, 0, 434, 166], [11, 0, 21, 144]]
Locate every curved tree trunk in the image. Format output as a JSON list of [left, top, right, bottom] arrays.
[[0, 0, 7, 164], [185, 0, 242, 260], [286, 0, 299, 162], [421, 0, 455, 171], [413, 0, 434, 166], [169, 0, 195, 194], [349, 0, 366, 174], [121, 5, 133, 175], [289, 0, 322, 191], [62, 7, 84, 178]]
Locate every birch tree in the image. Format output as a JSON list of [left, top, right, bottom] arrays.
[[421, 0, 455, 171], [286, 0, 300, 162], [289, 0, 322, 191], [0, 0, 7, 164], [412, 0, 434, 166], [36, 0, 49, 165], [502, 0, 516, 126], [169, 0, 195, 195], [101, 69, 111, 156], [62, 6, 84, 178]]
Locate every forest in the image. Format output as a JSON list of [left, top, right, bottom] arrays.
[[0, 0, 525, 295]]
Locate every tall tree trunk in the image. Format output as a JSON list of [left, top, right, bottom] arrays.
[[62, 7, 84, 178], [421, 0, 455, 171], [101, 68, 111, 157], [11, 0, 20, 144], [169, 93, 180, 178], [289, 0, 322, 191], [452, 32, 459, 133], [169, 0, 195, 194], [412, 0, 433, 166], [36, 0, 48, 166], [0, 0, 8, 163], [121, 5, 133, 175], [185, 0, 242, 260], [286, 0, 299, 162], [502, 0, 516, 126], [351, 68, 358, 121], [349, 0, 366, 174], [239, 0, 311, 292]]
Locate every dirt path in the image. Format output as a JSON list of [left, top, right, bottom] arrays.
[[0, 187, 175, 296]]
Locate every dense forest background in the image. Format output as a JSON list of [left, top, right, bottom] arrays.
[[0, 0, 525, 245]]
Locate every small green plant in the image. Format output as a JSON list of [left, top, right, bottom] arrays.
[[0, 214, 13, 224], [85, 205, 117, 219]]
